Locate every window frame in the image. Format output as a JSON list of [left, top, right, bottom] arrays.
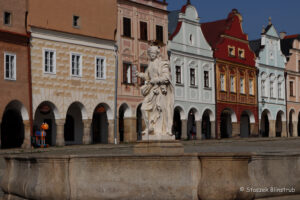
[[70, 52, 82, 77], [204, 70, 209, 88], [175, 65, 182, 84], [228, 46, 235, 57], [123, 62, 132, 84], [240, 77, 245, 94], [73, 15, 80, 28], [290, 81, 294, 97], [249, 79, 254, 95], [270, 81, 274, 98], [278, 82, 282, 99], [190, 68, 196, 86], [95, 56, 106, 80], [140, 21, 148, 41], [230, 75, 236, 92], [3, 11, 11, 26], [156, 25, 163, 43], [4, 52, 16, 80], [220, 73, 226, 91], [238, 48, 245, 59], [123, 17, 132, 38], [43, 48, 56, 74]]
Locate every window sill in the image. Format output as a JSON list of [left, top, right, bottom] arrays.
[[204, 87, 212, 90], [4, 78, 16, 81], [71, 75, 82, 78], [122, 35, 134, 40], [220, 90, 227, 93], [249, 94, 255, 97], [96, 78, 106, 81], [44, 72, 56, 75], [175, 83, 184, 87], [270, 97, 276, 100], [190, 85, 198, 88], [240, 93, 246, 96], [122, 82, 134, 86], [139, 39, 148, 42], [230, 91, 236, 94], [278, 98, 285, 101], [73, 26, 80, 29]]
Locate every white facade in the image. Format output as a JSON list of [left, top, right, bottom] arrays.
[[168, 4, 215, 139]]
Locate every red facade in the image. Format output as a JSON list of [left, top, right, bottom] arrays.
[[202, 9, 258, 138]]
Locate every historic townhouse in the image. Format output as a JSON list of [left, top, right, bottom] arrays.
[[168, 2, 215, 140], [250, 19, 287, 137], [27, 0, 117, 146], [116, 0, 168, 142], [201, 9, 258, 138], [281, 34, 300, 137], [0, 0, 31, 149]]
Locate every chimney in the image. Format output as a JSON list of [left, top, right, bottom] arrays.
[[280, 32, 286, 39]]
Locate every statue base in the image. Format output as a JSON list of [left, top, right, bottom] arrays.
[[134, 140, 184, 155], [142, 134, 175, 141]]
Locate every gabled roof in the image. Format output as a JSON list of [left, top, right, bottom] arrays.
[[249, 39, 263, 57], [201, 19, 228, 49], [168, 10, 180, 37], [281, 34, 300, 57]]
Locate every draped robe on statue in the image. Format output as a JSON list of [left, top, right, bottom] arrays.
[[140, 57, 174, 138]]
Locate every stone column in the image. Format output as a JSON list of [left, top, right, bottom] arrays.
[[282, 121, 287, 137], [22, 120, 31, 149], [196, 120, 201, 140], [83, 119, 92, 145], [210, 121, 216, 139], [56, 119, 65, 146], [250, 123, 259, 137], [108, 119, 115, 144], [269, 120, 276, 137], [292, 122, 298, 137], [124, 117, 137, 142], [181, 119, 187, 140], [232, 122, 240, 138]]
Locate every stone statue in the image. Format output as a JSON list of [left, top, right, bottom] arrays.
[[136, 45, 175, 141]]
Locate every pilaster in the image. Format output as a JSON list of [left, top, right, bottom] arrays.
[[56, 119, 65, 146], [83, 119, 92, 145], [181, 119, 187, 140], [21, 120, 31, 149]]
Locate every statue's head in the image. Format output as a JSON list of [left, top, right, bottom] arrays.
[[147, 45, 160, 61]]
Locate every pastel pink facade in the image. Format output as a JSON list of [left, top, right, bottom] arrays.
[[116, 0, 168, 142], [283, 35, 300, 137]]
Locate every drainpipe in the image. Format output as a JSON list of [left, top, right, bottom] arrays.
[[114, 44, 119, 144], [256, 68, 259, 136], [214, 59, 218, 139], [26, 11, 33, 140], [284, 71, 288, 137]]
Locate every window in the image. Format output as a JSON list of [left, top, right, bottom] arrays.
[[220, 74, 225, 91], [176, 66, 181, 84], [140, 21, 148, 41], [140, 64, 147, 85], [228, 46, 235, 57], [156, 25, 163, 43], [95, 57, 106, 79], [290, 81, 294, 97], [71, 53, 82, 77], [240, 78, 245, 94], [43, 49, 56, 74], [73, 15, 80, 28], [190, 68, 195, 86], [230, 76, 235, 92], [238, 48, 245, 59], [123, 62, 132, 84], [278, 82, 282, 99], [204, 71, 209, 88], [3, 12, 11, 25], [270, 81, 274, 98], [4, 53, 16, 80], [249, 79, 254, 95], [298, 60, 300, 72], [123, 17, 131, 37], [261, 80, 266, 96]]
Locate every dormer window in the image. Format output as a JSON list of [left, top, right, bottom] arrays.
[[3, 12, 11, 25], [228, 46, 235, 57], [238, 48, 245, 59], [73, 15, 80, 28]]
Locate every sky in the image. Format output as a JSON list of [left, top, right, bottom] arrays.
[[166, 0, 300, 40]]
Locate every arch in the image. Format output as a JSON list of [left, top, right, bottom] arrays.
[[260, 71, 268, 80], [187, 107, 200, 121], [119, 103, 131, 118], [1, 100, 28, 149], [242, 110, 255, 123], [220, 108, 237, 138], [136, 104, 143, 141], [261, 109, 270, 137], [34, 101, 60, 146], [202, 109, 213, 139], [92, 104, 109, 144], [201, 108, 215, 121], [240, 111, 251, 138], [173, 107, 182, 140], [187, 108, 198, 140], [174, 105, 186, 120], [289, 109, 296, 137], [118, 103, 131, 142], [275, 111, 284, 137], [64, 102, 85, 145]]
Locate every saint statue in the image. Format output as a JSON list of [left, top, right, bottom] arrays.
[[136, 45, 175, 140]]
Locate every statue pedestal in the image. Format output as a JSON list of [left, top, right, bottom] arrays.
[[134, 140, 184, 155], [142, 134, 175, 141]]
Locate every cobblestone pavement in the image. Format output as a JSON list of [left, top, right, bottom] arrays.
[[0, 137, 299, 156]]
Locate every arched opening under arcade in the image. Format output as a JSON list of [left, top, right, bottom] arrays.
[[261, 110, 270, 137], [187, 108, 198, 140], [275, 111, 284, 137], [172, 107, 183, 140], [136, 104, 143, 141], [92, 104, 109, 144], [220, 108, 236, 138], [202, 109, 212, 139]]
